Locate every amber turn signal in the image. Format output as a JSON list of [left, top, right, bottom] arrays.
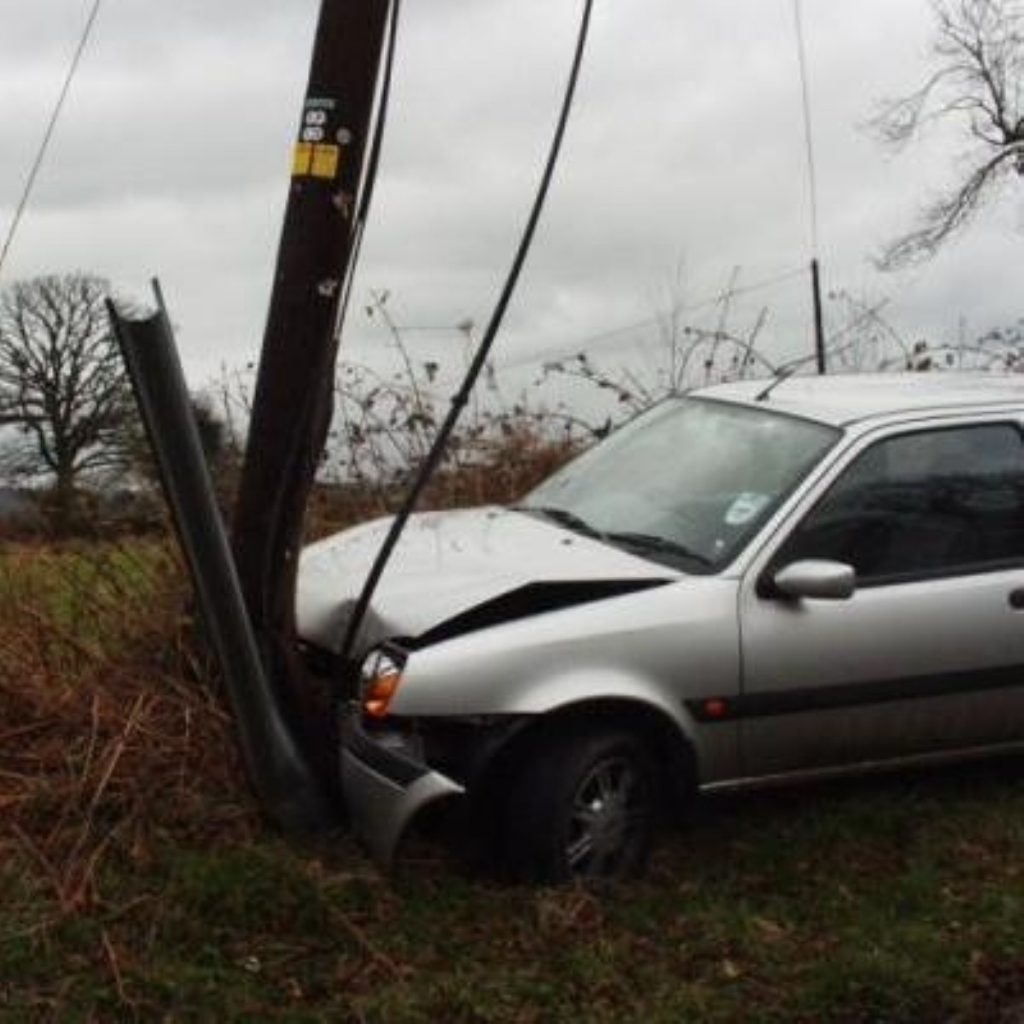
[[363, 671, 402, 720]]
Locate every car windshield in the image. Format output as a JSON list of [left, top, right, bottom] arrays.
[[519, 397, 839, 572]]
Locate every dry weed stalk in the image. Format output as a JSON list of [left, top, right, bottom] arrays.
[[0, 540, 258, 921], [0, 422, 577, 923]]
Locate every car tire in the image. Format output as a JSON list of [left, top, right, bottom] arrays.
[[499, 726, 658, 883]]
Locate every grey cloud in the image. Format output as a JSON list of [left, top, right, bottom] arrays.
[[0, 0, 1020, 393]]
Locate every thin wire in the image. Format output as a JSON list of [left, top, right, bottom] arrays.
[[0, 0, 103, 280], [332, 0, 402, 346], [495, 265, 807, 368], [338, 0, 596, 669], [340, 264, 807, 376], [791, 0, 820, 259]]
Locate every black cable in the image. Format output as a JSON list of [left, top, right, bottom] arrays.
[[333, 0, 402, 345], [338, 0, 596, 671], [0, 0, 103, 280]]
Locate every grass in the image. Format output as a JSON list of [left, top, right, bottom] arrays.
[[5, 766, 1024, 1022], [4, 540, 1024, 1022]]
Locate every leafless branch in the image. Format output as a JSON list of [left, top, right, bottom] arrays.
[[871, 0, 1024, 267], [0, 273, 135, 523], [878, 144, 1020, 267]]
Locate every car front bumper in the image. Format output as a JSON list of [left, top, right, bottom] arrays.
[[339, 716, 465, 865]]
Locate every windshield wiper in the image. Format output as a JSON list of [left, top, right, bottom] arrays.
[[513, 509, 711, 568], [510, 505, 603, 538], [602, 531, 712, 567]]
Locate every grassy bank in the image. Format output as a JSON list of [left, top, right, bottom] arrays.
[[3, 542, 1024, 1022]]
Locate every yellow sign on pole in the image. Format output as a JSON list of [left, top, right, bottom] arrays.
[[292, 143, 341, 180], [292, 143, 313, 176], [310, 144, 340, 179]]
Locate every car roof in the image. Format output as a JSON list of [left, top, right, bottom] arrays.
[[694, 372, 1024, 428]]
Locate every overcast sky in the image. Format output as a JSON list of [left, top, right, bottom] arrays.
[[1, 0, 1022, 401]]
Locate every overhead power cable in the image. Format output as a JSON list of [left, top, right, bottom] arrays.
[[338, 0, 596, 669], [0, 0, 103, 280], [333, 0, 403, 346], [344, 265, 807, 367], [791, 0, 820, 259], [496, 265, 808, 369], [791, 0, 827, 373]]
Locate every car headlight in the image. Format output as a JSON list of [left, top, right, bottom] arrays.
[[360, 647, 405, 720]]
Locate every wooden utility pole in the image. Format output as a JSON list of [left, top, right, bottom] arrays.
[[232, 0, 392, 755]]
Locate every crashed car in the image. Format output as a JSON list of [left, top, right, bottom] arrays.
[[297, 372, 1024, 881]]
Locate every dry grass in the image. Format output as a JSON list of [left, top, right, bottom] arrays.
[[0, 435, 567, 915], [8, 443, 1024, 1020], [0, 442, 573, 1018], [0, 541, 259, 918]]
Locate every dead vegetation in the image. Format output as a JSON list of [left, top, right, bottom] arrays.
[[6, 534, 1024, 1024], [0, 541, 258, 914], [6, 311, 1024, 1017], [304, 424, 577, 540], [0, 432, 579, 1017], [0, 422, 568, 919]]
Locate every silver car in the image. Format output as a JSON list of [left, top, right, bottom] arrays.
[[296, 372, 1024, 881]]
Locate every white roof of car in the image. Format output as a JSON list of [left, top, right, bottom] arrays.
[[697, 372, 1024, 428]]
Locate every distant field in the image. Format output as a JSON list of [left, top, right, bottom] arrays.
[[3, 542, 1024, 1022]]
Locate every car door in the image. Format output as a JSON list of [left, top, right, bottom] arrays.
[[737, 418, 1024, 777]]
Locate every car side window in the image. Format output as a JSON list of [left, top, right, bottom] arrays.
[[775, 423, 1024, 584]]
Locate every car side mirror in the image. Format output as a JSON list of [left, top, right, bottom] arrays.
[[772, 559, 856, 601]]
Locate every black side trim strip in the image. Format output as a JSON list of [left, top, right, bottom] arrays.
[[687, 662, 1024, 722]]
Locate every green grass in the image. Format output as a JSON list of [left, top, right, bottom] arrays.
[[0, 539, 174, 646], [4, 540, 1024, 1021], [5, 762, 1024, 1022]]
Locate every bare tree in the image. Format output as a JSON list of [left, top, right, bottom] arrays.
[[873, 0, 1024, 267], [0, 273, 132, 524]]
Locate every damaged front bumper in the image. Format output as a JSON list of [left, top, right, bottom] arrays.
[[339, 716, 465, 865]]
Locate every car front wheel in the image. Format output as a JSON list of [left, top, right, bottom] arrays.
[[500, 727, 658, 883]]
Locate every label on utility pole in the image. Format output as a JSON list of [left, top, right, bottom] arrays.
[[292, 96, 347, 180], [293, 143, 340, 179]]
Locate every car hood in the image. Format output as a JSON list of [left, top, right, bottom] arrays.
[[295, 505, 679, 655]]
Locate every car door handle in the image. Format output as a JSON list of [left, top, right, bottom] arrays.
[[1009, 588, 1024, 610]]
